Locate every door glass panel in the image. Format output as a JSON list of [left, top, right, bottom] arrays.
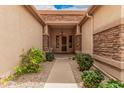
[[56, 36, 59, 48], [69, 35, 73, 48], [62, 36, 67, 51]]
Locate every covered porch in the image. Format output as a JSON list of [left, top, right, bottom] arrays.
[[43, 24, 82, 54], [39, 10, 84, 54]]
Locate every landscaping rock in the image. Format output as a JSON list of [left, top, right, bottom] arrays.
[[1, 61, 54, 88], [68, 60, 82, 88]]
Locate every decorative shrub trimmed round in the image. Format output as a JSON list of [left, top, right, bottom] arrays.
[[81, 70, 104, 88], [75, 53, 93, 71]]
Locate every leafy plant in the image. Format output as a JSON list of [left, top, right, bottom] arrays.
[[27, 48, 46, 64], [0, 48, 45, 86], [98, 79, 124, 88], [45, 52, 54, 61], [15, 48, 45, 76], [81, 70, 104, 88], [15, 63, 40, 75], [75, 53, 93, 71], [0, 74, 14, 86]]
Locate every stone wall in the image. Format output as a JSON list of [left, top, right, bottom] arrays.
[[120, 24, 124, 61], [93, 24, 124, 81], [93, 25, 121, 61], [43, 35, 49, 51], [75, 35, 82, 53]]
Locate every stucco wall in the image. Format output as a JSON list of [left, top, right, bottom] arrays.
[[121, 6, 124, 18], [0, 6, 43, 76], [121, 6, 124, 24], [94, 5, 121, 34], [81, 19, 93, 55]]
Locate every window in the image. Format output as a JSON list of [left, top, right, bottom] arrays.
[[56, 36, 59, 48], [69, 36, 73, 48]]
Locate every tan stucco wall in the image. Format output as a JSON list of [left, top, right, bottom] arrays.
[[94, 5, 121, 34], [121, 6, 124, 18], [0, 6, 43, 76], [81, 19, 93, 55], [121, 6, 124, 24]]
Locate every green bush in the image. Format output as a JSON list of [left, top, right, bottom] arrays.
[[46, 52, 54, 61], [15, 48, 45, 76], [75, 53, 93, 71], [81, 70, 104, 88], [98, 79, 124, 88], [28, 48, 46, 64]]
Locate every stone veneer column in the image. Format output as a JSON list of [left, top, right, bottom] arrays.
[[75, 25, 81, 53], [43, 25, 49, 51]]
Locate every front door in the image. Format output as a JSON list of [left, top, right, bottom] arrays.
[[61, 36, 67, 52], [54, 35, 74, 53]]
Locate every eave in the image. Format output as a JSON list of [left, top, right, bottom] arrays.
[[24, 5, 45, 26], [79, 5, 102, 26]]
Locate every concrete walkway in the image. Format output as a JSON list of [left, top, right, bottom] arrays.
[[44, 55, 78, 88]]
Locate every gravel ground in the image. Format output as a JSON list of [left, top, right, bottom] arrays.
[[1, 61, 55, 88], [68, 59, 83, 88], [0, 56, 110, 88], [69, 58, 110, 88]]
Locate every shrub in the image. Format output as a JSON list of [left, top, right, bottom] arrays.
[[98, 79, 124, 88], [81, 70, 104, 88], [0, 74, 15, 86], [15, 63, 40, 75], [46, 52, 54, 61], [15, 48, 45, 76], [27, 48, 46, 64], [75, 53, 93, 71]]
